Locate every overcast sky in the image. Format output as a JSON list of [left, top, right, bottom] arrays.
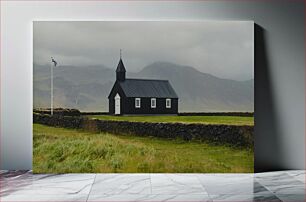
[[34, 21, 253, 81]]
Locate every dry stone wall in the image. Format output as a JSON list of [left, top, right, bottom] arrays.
[[33, 113, 253, 148]]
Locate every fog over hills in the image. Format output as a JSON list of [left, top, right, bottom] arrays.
[[33, 62, 254, 112]]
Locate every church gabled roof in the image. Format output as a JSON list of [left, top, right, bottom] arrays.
[[116, 59, 126, 73], [117, 78, 178, 98]]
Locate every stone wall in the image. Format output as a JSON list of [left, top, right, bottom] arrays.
[[179, 112, 254, 117], [34, 108, 81, 116], [33, 113, 253, 148]]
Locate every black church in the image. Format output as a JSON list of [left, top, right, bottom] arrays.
[[108, 57, 178, 115]]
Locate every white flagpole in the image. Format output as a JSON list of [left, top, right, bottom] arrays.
[[51, 61, 54, 116]]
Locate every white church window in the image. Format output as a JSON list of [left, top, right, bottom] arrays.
[[166, 99, 171, 108], [151, 98, 156, 108], [135, 98, 141, 108]]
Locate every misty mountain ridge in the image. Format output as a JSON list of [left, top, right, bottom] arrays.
[[33, 61, 254, 112]]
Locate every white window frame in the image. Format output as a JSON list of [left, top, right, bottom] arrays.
[[151, 98, 156, 108], [135, 98, 141, 108], [166, 98, 171, 108]]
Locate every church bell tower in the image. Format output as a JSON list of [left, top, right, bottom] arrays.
[[116, 49, 126, 81]]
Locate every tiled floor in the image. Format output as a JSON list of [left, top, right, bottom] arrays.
[[0, 170, 305, 201]]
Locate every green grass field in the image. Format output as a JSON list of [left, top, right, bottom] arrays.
[[33, 124, 254, 173], [87, 115, 254, 126]]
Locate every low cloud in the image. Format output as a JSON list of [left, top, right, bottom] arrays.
[[34, 21, 253, 81]]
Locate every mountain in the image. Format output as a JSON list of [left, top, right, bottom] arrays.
[[33, 62, 254, 112], [33, 64, 114, 111], [134, 62, 253, 112]]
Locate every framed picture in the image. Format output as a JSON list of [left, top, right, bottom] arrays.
[[33, 21, 254, 173]]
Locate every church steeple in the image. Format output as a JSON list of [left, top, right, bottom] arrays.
[[116, 49, 126, 81]]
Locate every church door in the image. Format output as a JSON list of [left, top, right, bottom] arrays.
[[115, 93, 121, 115]]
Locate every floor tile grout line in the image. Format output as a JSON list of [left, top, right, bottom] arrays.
[[86, 174, 97, 202], [195, 175, 213, 201], [254, 179, 286, 201]]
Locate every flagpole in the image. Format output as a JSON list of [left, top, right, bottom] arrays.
[[51, 61, 54, 116]]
